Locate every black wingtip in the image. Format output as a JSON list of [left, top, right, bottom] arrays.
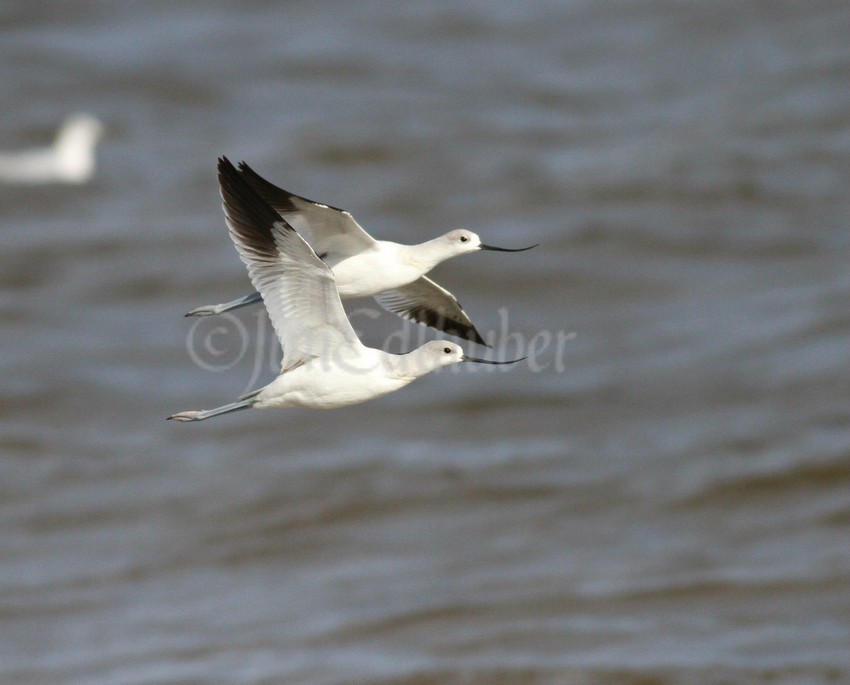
[[235, 160, 306, 214], [456, 317, 489, 347], [235, 160, 265, 188], [217, 156, 290, 234], [236, 161, 349, 214], [216, 156, 242, 199], [435, 327, 489, 347], [236, 160, 261, 179], [412, 309, 490, 347]]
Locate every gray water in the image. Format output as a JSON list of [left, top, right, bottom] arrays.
[[2, 2, 850, 683]]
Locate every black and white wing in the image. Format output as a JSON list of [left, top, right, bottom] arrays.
[[218, 157, 363, 372], [237, 161, 377, 260], [374, 276, 489, 347]]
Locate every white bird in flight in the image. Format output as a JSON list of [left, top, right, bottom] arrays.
[[168, 157, 525, 422], [185, 161, 536, 346], [0, 113, 103, 184]]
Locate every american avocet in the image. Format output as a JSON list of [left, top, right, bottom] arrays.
[[185, 161, 536, 346]]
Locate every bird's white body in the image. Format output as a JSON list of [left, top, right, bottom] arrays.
[[252, 343, 447, 410], [329, 239, 444, 298], [0, 113, 103, 184]]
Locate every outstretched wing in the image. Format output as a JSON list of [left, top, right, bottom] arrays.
[[218, 157, 363, 371], [374, 276, 489, 347], [237, 161, 377, 260]]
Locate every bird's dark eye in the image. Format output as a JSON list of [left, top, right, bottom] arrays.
[[459, 236, 468, 243], [443, 347, 452, 354]]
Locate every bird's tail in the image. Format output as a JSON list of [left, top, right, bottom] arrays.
[[168, 397, 255, 422]]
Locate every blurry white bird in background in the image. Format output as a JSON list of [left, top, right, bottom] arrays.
[[0, 113, 104, 184]]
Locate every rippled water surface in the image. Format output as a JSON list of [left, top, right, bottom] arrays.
[[2, 2, 850, 683]]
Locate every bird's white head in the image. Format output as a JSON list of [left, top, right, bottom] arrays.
[[430, 340, 467, 367], [54, 114, 104, 183], [439, 229, 538, 257], [441, 229, 485, 256], [56, 114, 104, 148], [394, 340, 464, 378]]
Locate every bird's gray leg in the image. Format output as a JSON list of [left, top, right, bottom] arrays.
[[184, 291, 263, 317], [168, 397, 255, 422]]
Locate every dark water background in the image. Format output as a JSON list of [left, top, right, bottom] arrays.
[[2, 2, 849, 683]]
